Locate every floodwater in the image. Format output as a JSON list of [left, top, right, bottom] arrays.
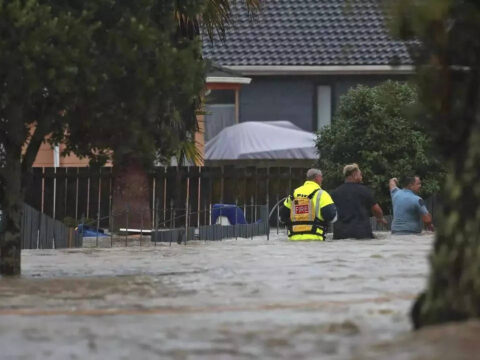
[[0, 231, 468, 359]]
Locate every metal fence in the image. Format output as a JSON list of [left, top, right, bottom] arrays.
[[24, 166, 310, 230], [77, 204, 269, 248], [21, 166, 438, 247]]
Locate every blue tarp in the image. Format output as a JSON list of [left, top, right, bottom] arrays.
[[76, 224, 108, 237], [212, 204, 248, 225]]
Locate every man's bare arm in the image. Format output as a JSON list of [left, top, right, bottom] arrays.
[[422, 213, 434, 231], [372, 203, 388, 225]]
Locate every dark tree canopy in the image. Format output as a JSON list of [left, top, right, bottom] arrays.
[[316, 80, 444, 211], [0, 0, 264, 275], [0, 0, 206, 275]]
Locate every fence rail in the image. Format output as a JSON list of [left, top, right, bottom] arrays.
[[24, 166, 310, 229]]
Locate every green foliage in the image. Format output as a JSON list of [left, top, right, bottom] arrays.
[[316, 81, 444, 211], [0, 0, 207, 170], [0, 0, 207, 274]]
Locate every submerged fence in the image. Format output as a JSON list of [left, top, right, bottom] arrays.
[[21, 204, 79, 249], [74, 204, 269, 248], [21, 166, 438, 247]]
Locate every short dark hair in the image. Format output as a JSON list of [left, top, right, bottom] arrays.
[[400, 175, 418, 188]]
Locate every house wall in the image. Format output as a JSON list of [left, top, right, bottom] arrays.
[[239, 74, 410, 132], [32, 142, 93, 167]]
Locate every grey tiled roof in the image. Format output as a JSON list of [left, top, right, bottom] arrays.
[[202, 0, 412, 66]]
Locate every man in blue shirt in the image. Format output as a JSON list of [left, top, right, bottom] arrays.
[[389, 176, 434, 234]]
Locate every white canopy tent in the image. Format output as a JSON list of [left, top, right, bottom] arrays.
[[205, 121, 318, 160]]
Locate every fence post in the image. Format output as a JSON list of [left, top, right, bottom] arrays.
[[251, 197, 254, 240], [125, 206, 129, 247], [185, 204, 189, 245], [152, 177, 156, 230], [163, 167, 167, 228], [75, 167, 79, 221], [140, 208, 144, 245], [41, 167, 45, 214], [86, 175, 91, 219], [154, 200, 159, 246], [64, 168, 68, 222], [80, 214, 85, 248], [235, 200, 238, 241], [276, 194, 279, 235], [53, 166, 57, 220], [96, 171, 102, 247], [185, 168, 190, 245], [197, 166, 201, 229], [267, 204, 270, 241], [96, 210, 100, 248], [110, 210, 114, 248]]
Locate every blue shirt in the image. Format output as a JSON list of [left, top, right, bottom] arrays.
[[390, 188, 429, 234]]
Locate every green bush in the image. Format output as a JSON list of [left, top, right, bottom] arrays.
[[316, 80, 444, 211]]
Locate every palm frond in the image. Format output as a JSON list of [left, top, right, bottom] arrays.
[[174, 139, 204, 166], [176, 0, 261, 41]]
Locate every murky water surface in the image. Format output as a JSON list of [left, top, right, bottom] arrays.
[[0, 232, 437, 359]]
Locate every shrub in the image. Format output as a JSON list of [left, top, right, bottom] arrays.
[[316, 81, 444, 211]]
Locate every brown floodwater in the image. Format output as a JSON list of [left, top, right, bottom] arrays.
[[1, 231, 475, 359]]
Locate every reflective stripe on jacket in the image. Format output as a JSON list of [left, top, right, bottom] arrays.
[[283, 181, 334, 241]]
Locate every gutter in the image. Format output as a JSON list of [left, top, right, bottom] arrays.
[[206, 76, 252, 84], [226, 65, 415, 76]]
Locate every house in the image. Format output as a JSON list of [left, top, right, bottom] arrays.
[[202, 0, 414, 133]]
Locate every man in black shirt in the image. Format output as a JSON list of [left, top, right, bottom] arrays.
[[331, 164, 387, 239]]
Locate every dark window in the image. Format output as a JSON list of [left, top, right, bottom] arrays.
[[206, 90, 235, 105]]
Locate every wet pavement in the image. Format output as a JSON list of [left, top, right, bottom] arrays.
[[0, 231, 451, 359]]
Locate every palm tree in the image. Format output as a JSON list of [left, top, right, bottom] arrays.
[[172, 0, 262, 165], [175, 0, 261, 40]]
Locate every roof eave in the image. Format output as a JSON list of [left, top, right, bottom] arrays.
[[226, 65, 415, 76], [206, 76, 252, 84]]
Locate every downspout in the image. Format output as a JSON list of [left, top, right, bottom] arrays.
[[53, 145, 60, 167]]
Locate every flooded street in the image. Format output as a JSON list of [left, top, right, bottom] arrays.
[[0, 232, 435, 359]]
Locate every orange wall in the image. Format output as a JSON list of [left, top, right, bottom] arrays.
[[33, 142, 115, 167], [33, 143, 95, 167]]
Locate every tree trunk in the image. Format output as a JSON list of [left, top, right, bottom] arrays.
[[0, 145, 23, 276], [0, 103, 27, 276], [412, 126, 480, 328], [112, 158, 152, 231]]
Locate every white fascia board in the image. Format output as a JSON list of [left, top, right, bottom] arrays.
[[226, 65, 415, 76], [206, 76, 252, 84]]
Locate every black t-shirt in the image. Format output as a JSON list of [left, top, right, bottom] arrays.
[[331, 182, 376, 239]]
